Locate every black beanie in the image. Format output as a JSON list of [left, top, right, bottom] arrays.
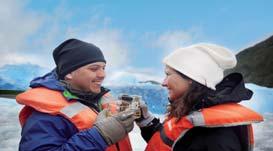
[[53, 39, 106, 79]]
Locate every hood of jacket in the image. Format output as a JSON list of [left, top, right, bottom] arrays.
[[30, 68, 64, 91], [194, 72, 253, 110]]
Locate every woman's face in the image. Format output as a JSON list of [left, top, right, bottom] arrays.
[[162, 66, 192, 101]]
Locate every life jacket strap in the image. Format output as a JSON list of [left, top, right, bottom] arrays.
[[159, 125, 174, 147]]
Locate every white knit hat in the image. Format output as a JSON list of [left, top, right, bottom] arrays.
[[163, 43, 237, 90]]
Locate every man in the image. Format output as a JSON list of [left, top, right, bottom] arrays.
[[16, 39, 135, 150]]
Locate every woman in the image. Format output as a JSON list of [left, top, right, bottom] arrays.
[[136, 43, 263, 151]]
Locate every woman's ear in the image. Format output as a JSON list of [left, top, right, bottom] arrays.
[[188, 80, 193, 84]]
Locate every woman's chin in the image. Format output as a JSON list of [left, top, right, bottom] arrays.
[[168, 92, 175, 100], [169, 94, 180, 102], [168, 95, 174, 101]]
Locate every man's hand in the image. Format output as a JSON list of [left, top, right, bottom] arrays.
[[94, 109, 135, 145]]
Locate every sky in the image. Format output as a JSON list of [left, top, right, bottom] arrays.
[[1, 0, 273, 82]]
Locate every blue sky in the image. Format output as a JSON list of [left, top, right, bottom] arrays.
[[1, 0, 273, 82]]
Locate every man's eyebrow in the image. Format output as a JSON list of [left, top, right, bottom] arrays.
[[88, 64, 105, 68]]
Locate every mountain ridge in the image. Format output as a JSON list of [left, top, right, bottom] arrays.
[[226, 35, 273, 88]]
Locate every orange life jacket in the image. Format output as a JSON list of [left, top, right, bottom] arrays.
[[145, 103, 263, 151], [16, 87, 132, 151]]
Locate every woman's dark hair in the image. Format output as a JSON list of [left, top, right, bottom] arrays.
[[167, 71, 212, 120]]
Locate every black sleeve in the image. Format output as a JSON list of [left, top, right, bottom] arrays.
[[173, 127, 242, 151], [140, 118, 162, 142]]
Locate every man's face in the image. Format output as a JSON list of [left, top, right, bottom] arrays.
[[66, 62, 106, 93]]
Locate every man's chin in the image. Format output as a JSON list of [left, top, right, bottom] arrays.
[[90, 87, 101, 94]]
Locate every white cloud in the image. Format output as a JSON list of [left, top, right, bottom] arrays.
[[83, 29, 130, 69], [0, 0, 49, 68], [144, 28, 202, 53], [1, 52, 54, 68], [0, 0, 42, 53], [156, 30, 193, 51], [0, 1, 132, 70]]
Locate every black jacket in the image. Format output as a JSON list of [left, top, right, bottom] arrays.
[[173, 125, 251, 151], [141, 73, 253, 151]]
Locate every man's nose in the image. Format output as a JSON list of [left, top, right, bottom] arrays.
[[97, 68, 105, 78]]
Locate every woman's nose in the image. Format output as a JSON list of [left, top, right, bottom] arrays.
[[161, 78, 168, 87]]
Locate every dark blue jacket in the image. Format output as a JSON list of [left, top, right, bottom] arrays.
[[19, 69, 108, 151]]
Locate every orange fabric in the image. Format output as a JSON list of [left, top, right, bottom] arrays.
[[16, 87, 68, 114], [145, 117, 194, 151], [164, 117, 193, 141], [106, 137, 132, 151], [248, 125, 254, 145], [16, 87, 95, 130], [18, 106, 34, 126], [145, 103, 263, 151], [202, 103, 264, 126], [69, 107, 97, 130], [145, 132, 171, 151], [16, 87, 132, 151]]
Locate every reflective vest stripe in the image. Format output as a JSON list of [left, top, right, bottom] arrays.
[[185, 104, 263, 127], [186, 110, 205, 126], [186, 111, 262, 128], [247, 125, 254, 151], [60, 102, 89, 118]]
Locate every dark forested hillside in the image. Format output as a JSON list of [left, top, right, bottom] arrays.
[[226, 35, 273, 88]]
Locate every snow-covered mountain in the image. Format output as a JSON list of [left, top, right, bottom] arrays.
[[0, 64, 47, 90]]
